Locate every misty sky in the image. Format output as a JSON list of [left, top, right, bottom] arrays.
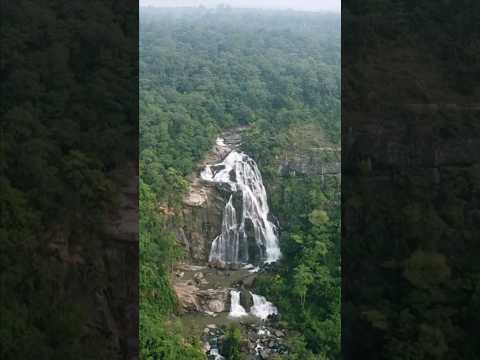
[[140, 0, 340, 13]]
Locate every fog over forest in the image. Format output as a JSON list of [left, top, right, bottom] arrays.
[[140, 0, 340, 13]]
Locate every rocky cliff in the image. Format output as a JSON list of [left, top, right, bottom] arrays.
[[172, 129, 247, 264], [47, 163, 138, 359], [171, 126, 340, 359], [275, 123, 341, 178]]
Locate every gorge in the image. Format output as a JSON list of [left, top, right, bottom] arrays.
[[172, 131, 287, 359]]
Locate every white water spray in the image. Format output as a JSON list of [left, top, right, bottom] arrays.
[[202, 141, 281, 265], [229, 290, 248, 318], [250, 292, 278, 320], [209, 348, 225, 360]]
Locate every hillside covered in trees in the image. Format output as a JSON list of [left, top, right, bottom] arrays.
[[2, 2, 138, 359], [140, 7, 340, 359], [343, 1, 480, 359]]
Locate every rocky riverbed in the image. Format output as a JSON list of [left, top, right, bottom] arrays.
[[203, 323, 289, 360], [172, 262, 288, 358]]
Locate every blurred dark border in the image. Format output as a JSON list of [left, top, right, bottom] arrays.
[[342, 1, 480, 359], [1, 1, 138, 359]]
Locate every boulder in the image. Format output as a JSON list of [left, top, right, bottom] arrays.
[[194, 272, 209, 285], [203, 342, 211, 352], [194, 272, 204, 280], [240, 340, 250, 353], [209, 259, 227, 270], [208, 300, 224, 313], [228, 262, 241, 270], [174, 282, 200, 312], [242, 275, 256, 288], [174, 282, 229, 314], [260, 349, 270, 359], [239, 288, 253, 310]]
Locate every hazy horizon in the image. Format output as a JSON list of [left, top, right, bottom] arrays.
[[140, 0, 340, 13]]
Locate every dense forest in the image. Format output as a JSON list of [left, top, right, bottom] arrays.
[[343, 1, 480, 359], [2, 1, 137, 359], [140, 7, 340, 359], [3, 1, 478, 359]]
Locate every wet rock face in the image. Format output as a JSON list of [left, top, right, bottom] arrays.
[[244, 217, 261, 261], [239, 288, 253, 310], [176, 127, 281, 266], [178, 190, 228, 264], [173, 133, 242, 265]]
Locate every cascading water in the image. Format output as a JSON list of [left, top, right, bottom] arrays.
[[208, 196, 240, 264], [229, 290, 248, 318], [202, 140, 281, 265], [250, 292, 278, 320], [209, 348, 225, 360]]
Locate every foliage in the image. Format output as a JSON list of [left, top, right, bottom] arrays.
[[222, 324, 245, 360], [1, 1, 136, 358], [140, 307, 205, 360], [285, 335, 329, 360], [139, 7, 340, 359], [342, 1, 480, 359], [254, 173, 341, 359], [139, 179, 205, 358]]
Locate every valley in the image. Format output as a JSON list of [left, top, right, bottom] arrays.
[[139, 8, 341, 359]]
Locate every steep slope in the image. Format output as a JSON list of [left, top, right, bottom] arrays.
[[171, 129, 288, 359], [170, 124, 341, 359], [171, 129, 246, 264]]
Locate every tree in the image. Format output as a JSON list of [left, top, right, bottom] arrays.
[[293, 264, 315, 308], [223, 324, 245, 360]]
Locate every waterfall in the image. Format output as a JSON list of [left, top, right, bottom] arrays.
[[209, 196, 240, 264], [250, 292, 278, 320], [229, 290, 248, 318], [209, 348, 225, 360], [202, 141, 281, 265]]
